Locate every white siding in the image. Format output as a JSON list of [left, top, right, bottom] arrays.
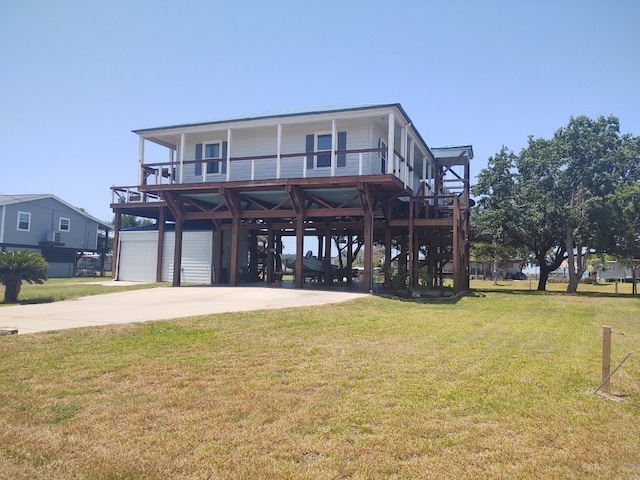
[[179, 120, 384, 183], [161, 231, 213, 284], [117, 231, 158, 282]]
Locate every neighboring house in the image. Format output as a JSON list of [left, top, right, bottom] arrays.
[[597, 261, 639, 283], [111, 104, 473, 293], [465, 259, 525, 280], [0, 194, 110, 277]]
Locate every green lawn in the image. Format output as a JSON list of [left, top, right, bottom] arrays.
[[0, 284, 639, 479]]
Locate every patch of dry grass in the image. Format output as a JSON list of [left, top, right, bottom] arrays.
[[1, 290, 639, 479]]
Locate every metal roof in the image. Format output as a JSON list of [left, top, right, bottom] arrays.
[[133, 103, 404, 133]]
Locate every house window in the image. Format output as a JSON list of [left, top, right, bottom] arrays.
[[205, 142, 221, 174], [59, 217, 70, 231], [316, 134, 332, 168], [306, 131, 347, 170], [17, 211, 30, 231]]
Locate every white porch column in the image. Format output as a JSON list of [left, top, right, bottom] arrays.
[[168, 148, 175, 183], [422, 154, 427, 190], [387, 112, 395, 174], [276, 123, 282, 179], [137, 137, 145, 185], [331, 118, 337, 177], [179, 133, 186, 183], [226, 128, 232, 181], [400, 126, 407, 185], [408, 137, 415, 190]]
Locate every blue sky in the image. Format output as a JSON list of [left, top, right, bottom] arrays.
[[1, 0, 639, 224]]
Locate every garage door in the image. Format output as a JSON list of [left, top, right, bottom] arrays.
[[117, 231, 158, 282], [161, 231, 213, 284]]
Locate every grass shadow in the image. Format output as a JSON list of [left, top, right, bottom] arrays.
[[472, 287, 639, 299]]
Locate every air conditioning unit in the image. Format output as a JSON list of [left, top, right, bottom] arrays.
[[50, 231, 61, 243]]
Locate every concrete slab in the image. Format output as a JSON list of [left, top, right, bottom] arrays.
[[0, 286, 369, 335]]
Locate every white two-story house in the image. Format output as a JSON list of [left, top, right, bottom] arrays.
[[111, 104, 473, 293]]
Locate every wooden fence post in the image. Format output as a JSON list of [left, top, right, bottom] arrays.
[[602, 326, 612, 394]]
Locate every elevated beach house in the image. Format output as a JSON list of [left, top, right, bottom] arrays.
[[111, 104, 473, 293]]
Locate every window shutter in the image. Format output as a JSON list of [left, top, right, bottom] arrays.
[[306, 134, 314, 170], [337, 131, 347, 168], [222, 141, 228, 175], [195, 143, 203, 176]]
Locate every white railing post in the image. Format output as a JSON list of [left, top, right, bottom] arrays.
[[276, 124, 282, 179], [251, 159, 255, 181], [137, 137, 145, 185], [226, 128, 232, 182], [179, 133, 185, 183], [358, 153, 363, 175], [331, 118, 336, 177]]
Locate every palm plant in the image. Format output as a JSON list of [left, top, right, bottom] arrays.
[[0, 250, 48, 303]]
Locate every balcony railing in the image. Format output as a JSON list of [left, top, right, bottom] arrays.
[[135, 146, 413, 185]]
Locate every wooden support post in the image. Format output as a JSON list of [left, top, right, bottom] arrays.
[[213, 229, 222, 284], [363, 211, 373, 292], [384, 226, 392, 287], [155, 207, 165, 282], [172, 217, 183, 287], [346, 231, 353, 285], [408, 196, 415, 288], [452, 197, 463, 294], [112, 212, 121, 280], [230, 218, 239, 286], [267, 228, 274, 284], [249, 230, 258, 282], [295, 217, 304, 288], [602, 326, 612, 394], [324, 222, 332, 285]]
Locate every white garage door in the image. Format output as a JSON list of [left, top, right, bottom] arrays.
[[161, 231, 213, 284], [117, 231, 158, 282]]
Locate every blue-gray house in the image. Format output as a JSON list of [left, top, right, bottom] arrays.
[[0, 194, 110, 277]]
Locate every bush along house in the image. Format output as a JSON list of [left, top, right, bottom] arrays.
[[111, 104, 473, 293]]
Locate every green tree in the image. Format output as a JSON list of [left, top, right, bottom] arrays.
[[604, 181, 640, 293], [553, 115, 634, 293], [473, 145, 565, 290], [474, 116, 639, 293], [0, 250, 48, 303]]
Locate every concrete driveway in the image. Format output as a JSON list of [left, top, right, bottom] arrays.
[[0, 284, 369, 335]]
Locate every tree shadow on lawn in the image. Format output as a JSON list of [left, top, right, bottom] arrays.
[[473, 286, 638, 299]]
